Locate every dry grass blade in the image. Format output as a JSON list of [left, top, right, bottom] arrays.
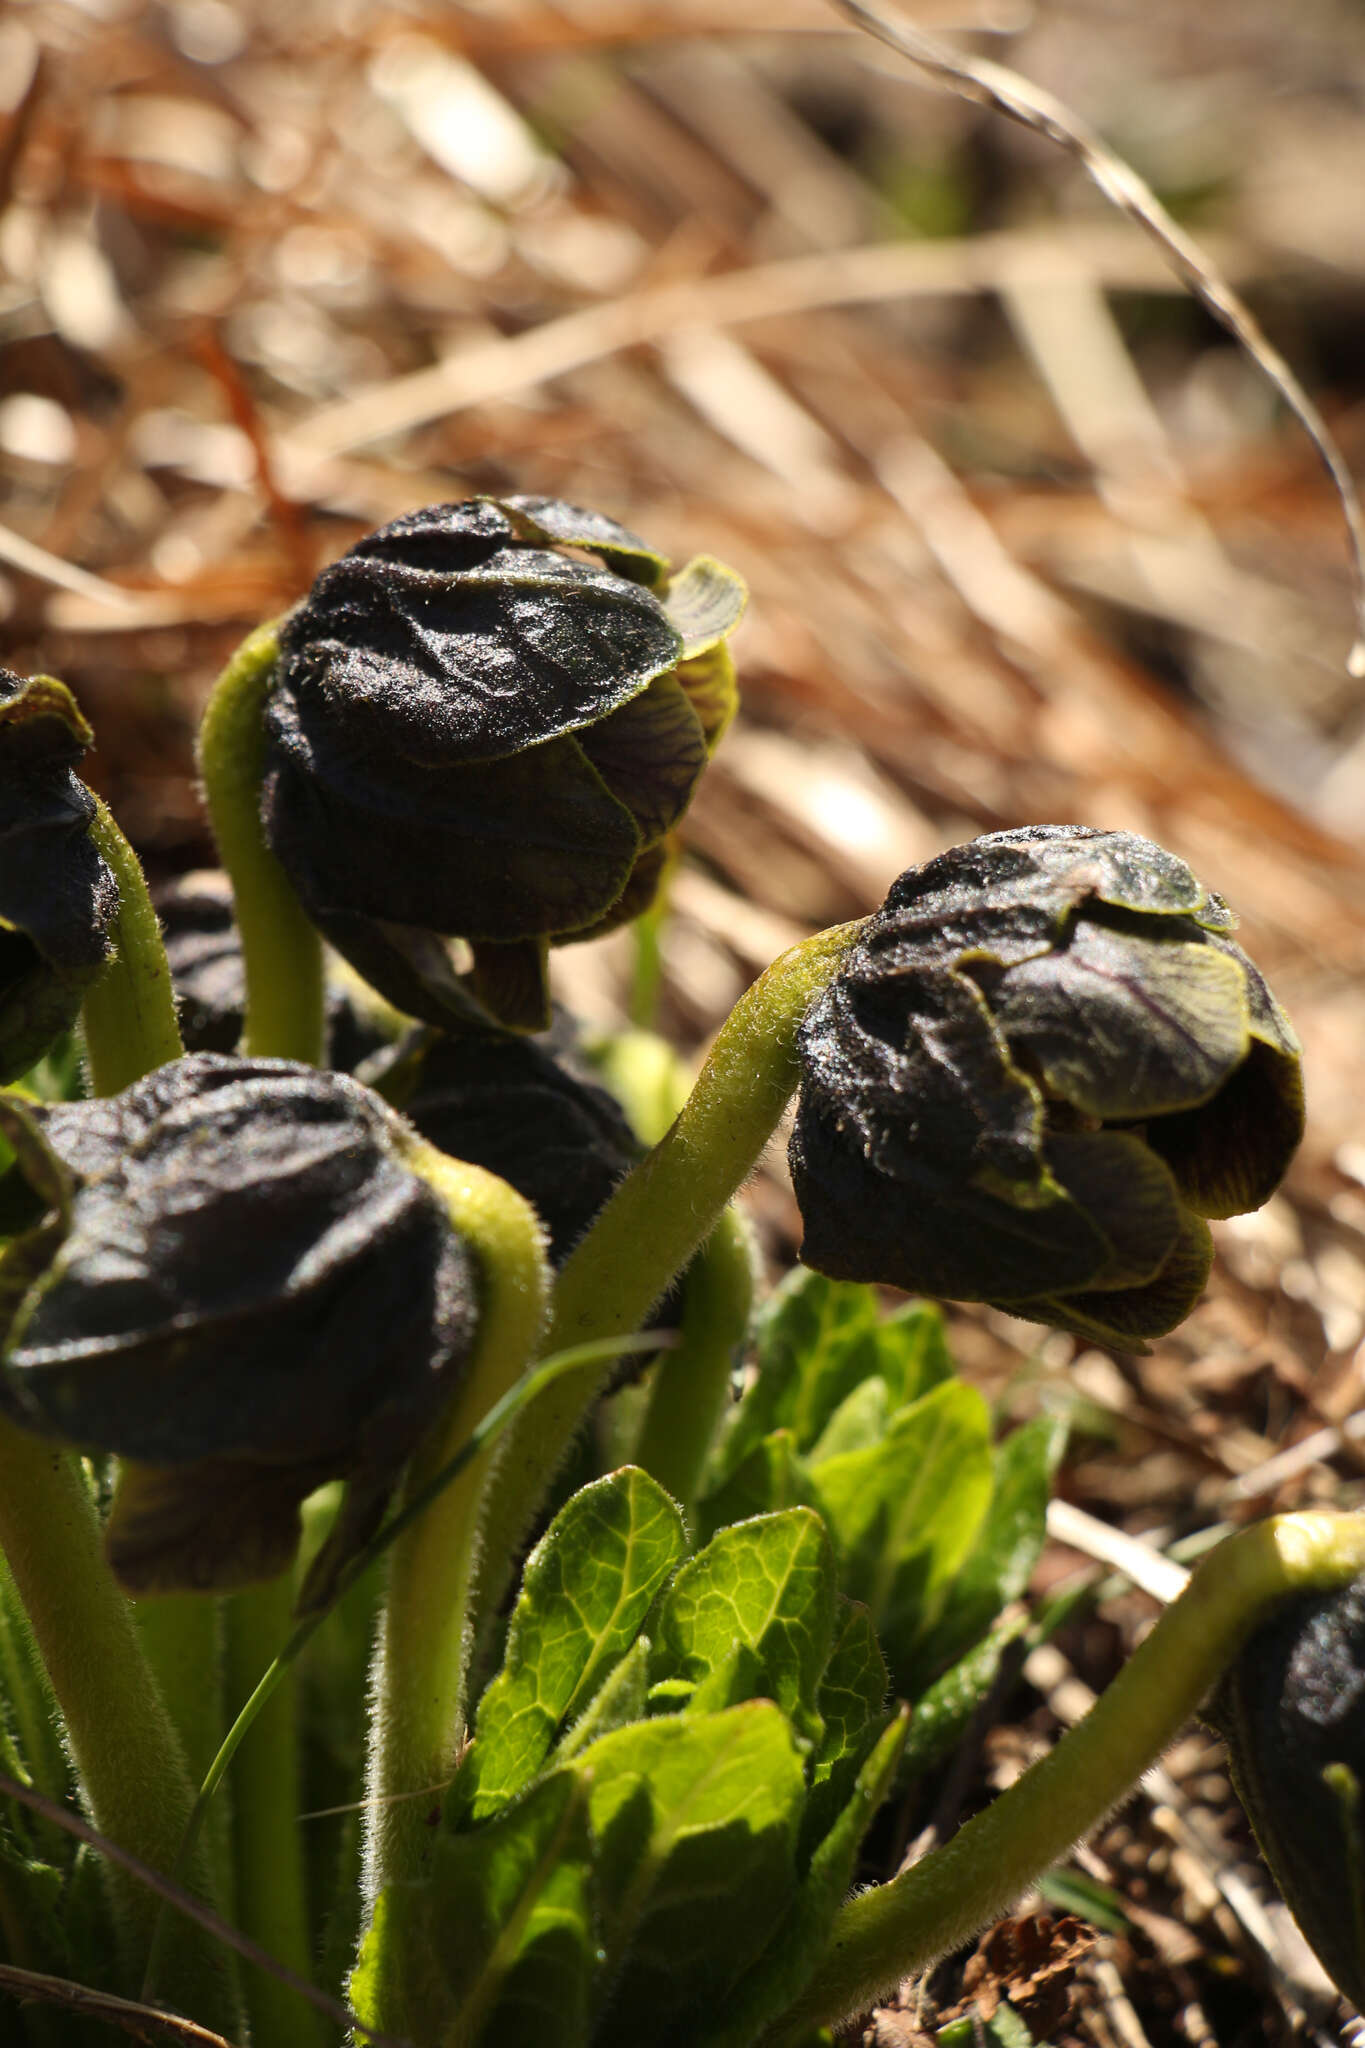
[[0, 1961, 241, 2047], [0, 1774, 409, 2048], [829, 0, 1365, 677]]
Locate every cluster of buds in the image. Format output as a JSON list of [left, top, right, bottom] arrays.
[[1, 491, 1357, 2023]]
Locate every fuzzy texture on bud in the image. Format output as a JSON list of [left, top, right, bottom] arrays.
[[0, 1054, 478, 1591], [789, 827, 1303, 1348], [0, 670, 117, 1083], [261, 496, 744, 1031]]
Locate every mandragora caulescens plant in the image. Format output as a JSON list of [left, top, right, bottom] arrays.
[[0, 495, 1361, 2048]]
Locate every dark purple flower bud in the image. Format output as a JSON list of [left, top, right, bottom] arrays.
[[260, 496, 744, 1032], [0, 1055, 478, 1592], [789, 827, 1303, 1348], [0, 670, 117, 1083], [1216, 1577, 1365, 2009], [378, 1018, 641, 1267], [155, 869, 398, 1070]]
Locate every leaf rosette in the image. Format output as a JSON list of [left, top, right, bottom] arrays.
[[261, 495, 745, 1030], [0, 1053, 478, 1592], [0, 669, 117, 1084], [789, 826, 1303, 1347]]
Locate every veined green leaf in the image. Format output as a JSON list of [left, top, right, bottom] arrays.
[[918, 1413, 1067, 1680], [652, 1509, 837, 1745], [802, 1598, 890, 1855], [810, 1381, 993, 1694], [695, 1710, 908, 2048], [695, 1429, 812, 1547], [570, 1701, 805, 2046], [452, 1469, 686, 1827], [430, 1771, 596, 2048]]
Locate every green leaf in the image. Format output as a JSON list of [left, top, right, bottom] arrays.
[[569, 1701, 806, 2045], [696, 1710, 908, 2048], [1037, 1866, 1130, 1936], [452, 1469, 687, 1826], [810, 1381, 994, 1694], [937, 2002, 1036, 2048], [652, 1509, 837, 1745], [695, 1429, 812, 1547], [556, 1637, 652, 1763], [919, 1413, 1067, 1679], [712, 1271, 883, 1480], [872, 1300, 956, 1409], [803, 1599, 890, 1854], [429, 1770, 596, 2047], [806, 1375, 892, 1463], [709, 1279, 958, 1498], [896, 1613, 1027, 1785]]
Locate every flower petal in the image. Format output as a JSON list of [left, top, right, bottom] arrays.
[[661, 554, 748, 657], [1017, 1202, 1213, 1350], [577, 673, 708, 844], [264, 726, 642, 943], [988, 920, 1250, 1120]]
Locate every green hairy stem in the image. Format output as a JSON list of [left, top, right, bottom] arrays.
[[0, 1424, 242, 2034], [364, 1146, 550, 1913], [770, 1510, 1365, 2039], [473, 922, 862, 1626], [81, 798, 183, 1094], [225, 1576, 330, 2048], [197, 619, 326, 1066], [632, 1206, 755, 1518]]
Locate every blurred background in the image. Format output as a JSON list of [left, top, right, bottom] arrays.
[[4, 1, 1365, 2039]]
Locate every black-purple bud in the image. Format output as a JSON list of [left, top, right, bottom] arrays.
[[790, 827, 1303, 1348], [261, 497, 743, 1032], [0, 1055, 478, 1592], [0, 670, 117, 1083]]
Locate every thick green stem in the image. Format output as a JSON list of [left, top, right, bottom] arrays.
[[80, 800, 182, 1096], [133, 1594, 233, 1919], [196, 619, 326, 1066], [224, 1574, 329, 2048], [632, 1207, 754, 1518], [476, 922, 861, 1617], [363, 1147, 549, 1915], [0, 1423, 241, 2032], [770, 1510, 1365, 2040]]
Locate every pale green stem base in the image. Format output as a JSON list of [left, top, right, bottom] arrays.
[[196, 619, 326, 1066], [475, 922, 861, 1628], [632, 1206, 754, 1519], [362, 1147, 550, 1916], [225, 1574, 329, 2048], [133, 1595, 232, 1918], [0, 1423, 241, 2033], [81, 800, 182, 1096], [770, 1510, 1365, 2040]]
